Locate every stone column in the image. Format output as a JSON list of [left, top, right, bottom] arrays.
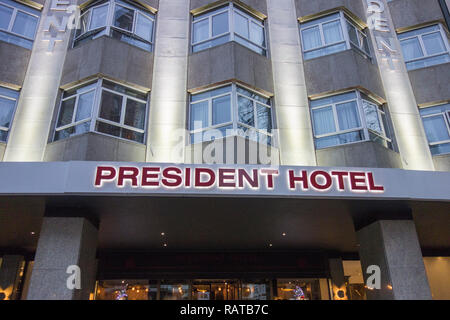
[[266, 0, 317, 166], [0, 255, 24, 300], [146, 0, 190, 163], [329, 258, 348, 300], [26, 217, 98, 300], [357, 220, 432, 300]]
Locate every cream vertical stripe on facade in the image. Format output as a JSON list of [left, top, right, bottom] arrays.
[[362, 0, 434, 171], [266, 0, 316, 166], [146, 0, 190, 163], [4, 0, 74, 161]]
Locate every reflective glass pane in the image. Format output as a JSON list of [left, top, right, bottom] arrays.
[[102, 80, 147, 100], [75, 90, 94, 122], [249, 21, 264, 46], [0, 96, 15, 128], [0, 4, 13, 29], [96, 120, 120, 137], [99, 90, 123, 123], [124, 98, 146, 129], [400, 38, 423, 61], [160, 282, 189, 300], [302, 26, 321, 50], [423, 115, 450, 143], [336, 101, 360, 130], [193, 19, 209, 43], [323, 20, 343, 44], [57, 98, 76, 127], [121, 127, 144, 143], [422, 32, 446, 55], [234, 11, 248, 39], [77, 11, 90, 37], [212, 95, 231, 125], [312, 106, 335, 135], [238, 96, 254, 127], [54, 121, 90, 140], [96, 280, 156, 300], [212, 11, 228, 36], [190, 101, 208, 130], [346, 22, 359, 46], [90, 5, 108, 30], [135, 12, 153, 42], [114, 4, 134, 31], [256, 103, 271, 132], [12, 11, 38, 39], [362, 100, 382, 134]]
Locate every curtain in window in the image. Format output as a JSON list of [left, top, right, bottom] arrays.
[[193, 19, 208, 43], [75, 91, 95, 122], [312, 107, 335, 135], [322, 20, 343, 44], [401, 38, 423, 60], [250, 22, 264, 46], [302, 26, 321, 50], [423, 116, 450, 143], [212, 11, 228, 36], [190, 101, 208, 130], [336, 101, 360, 130], [212, 95, 231, 125], [12, 12, 38, 39], [362, 101, 382, 133], [422, 32, 445, 55], [234, 11, 249, 38]]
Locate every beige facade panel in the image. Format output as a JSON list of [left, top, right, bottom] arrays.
[[409, 63, 450, 105], [190, 0, 267, 16], [295, 0, 366, 22], [0, 43, 32, 88], [388, 0, 445, 30]]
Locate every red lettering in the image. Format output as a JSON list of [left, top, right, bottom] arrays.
[[310, 170, 332, 190], [194, 168, 216, 187], [94, 166, 116, 186], [185, 167, 191, 187], [141, 167, 160, 187], [331, 171, 349, 191], [350, 172, 368, 191], [218, 168, 236, 188], [118, 167, 139, 187], [162, 167, 182, 188], [367, 172, 384, 192], [238, 169, 259, 188], [261, 169, 279, 189], [288, 170, 308, 190]]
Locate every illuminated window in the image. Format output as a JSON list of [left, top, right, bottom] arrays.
[[0, 86, 19, 143], [420, 103, 450, 155], [192, 3, 267, 55], [74, 0, 155, 51], [54, 79, 148, 143], [189, 84, 273, 145], [399, 24, 450, 70], [310, 91, 394, 150], [299, 12, 371, 60], [0, 0, 40, 49]]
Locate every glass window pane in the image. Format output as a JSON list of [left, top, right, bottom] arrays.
[[99, 90, 123, 123], [234, 11, 249, 39], [212, 95, 231, 125], [302, 26, 321, 50], [212, 11, 228, 36], [249, 21, 264, 46], [160, 283, 189, 300], [135, 12, 153, 42], [77, 11, 91, 37], [423, 115, 450, 143], [346, 22, 359, 46], [191, 85, 232, 102], [96, 121, 120, 137], [238, 96, 254, 127], [121, 127, 144, 143], [190, 101, 208, 130], [124, 98, 146, 129], [0, 97, 16, 128], [57, 98, 76, 127], [256, 103, 271, 132], [401, 38, 423, 61], [90, 5, 108, 30], [323, 20, 343, 44], [102, 80, 147, 100], [362, 100, 382, 134], [336, 101, 360, 130], [75, 90, 95, 122], [0, 4, 13, 30], [422, 32, 446, 55], [312, 106, 336, 135], [193, 19, 209, 43], [55, 121, 90, 140], [12, 11, 38, 39], [114, 4, 134, 31]]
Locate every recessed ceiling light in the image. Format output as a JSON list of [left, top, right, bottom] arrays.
[[282, 232, 286, 236], [30, 232, 35, 235], [269, 243, 273, 247], [163, 243, 167, 247], [161, 232, 165, 236]]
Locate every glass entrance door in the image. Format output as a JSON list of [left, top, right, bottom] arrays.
[[192, 280, 239, 300]]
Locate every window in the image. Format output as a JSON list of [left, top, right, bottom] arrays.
[[0, 0, 40, 49], [189, 84, 273, 145], [0, 86, 19, 142], [420, 103, 450, 155], [74, 0, 155, 51], [310, 91, 393, 149], [192, 3, 266, 55], [399, 24, 450, 70], [300, 12, 371, 60], [54, 79, 148, 143]]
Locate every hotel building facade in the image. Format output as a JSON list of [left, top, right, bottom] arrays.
[[0, 0, 449, 300]]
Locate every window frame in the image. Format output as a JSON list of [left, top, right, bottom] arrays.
[[191, 3, 267, 56], [399, 24, 450, 69], [188, 83, 274, 146], [299, 11, 371, 60], [73, 0, 156, 51], [0, 86, 19, 143], [54, 78, 149, 144], [420, 104, 450, 155], [310, 90, 392, 150], [0, 0, 40, 41]]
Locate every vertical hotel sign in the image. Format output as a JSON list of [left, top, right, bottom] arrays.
[[363, 0, 434, 171]]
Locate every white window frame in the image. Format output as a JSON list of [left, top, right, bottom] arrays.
[[420, 104, 450, 154], [188, 83, 274, 145], [300, 11, 371, 59], [73, 0, 156, 50], [54, 78, 149, 144], [0, 87, 19, 142], [310, 91, 392, 149], [191, 3, 267, 56], [399, 24, 450, 68], [0, 1, 40, 41]]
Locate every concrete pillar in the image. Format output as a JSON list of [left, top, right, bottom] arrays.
[[4, 1, 74, 161], [266, 0, 317, 166], [26, 217, 98, 300], [0, 255, 24, 300], [328, 258, 348, 300], [357, 220, 432, 300], [146, 0, 190, 163]]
